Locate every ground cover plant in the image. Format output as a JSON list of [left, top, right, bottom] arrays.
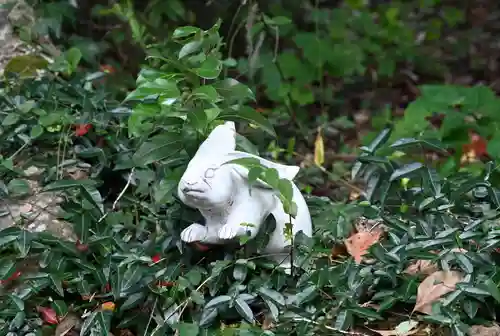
[[2, 1, 500, 336]]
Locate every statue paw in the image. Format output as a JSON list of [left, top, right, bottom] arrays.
[[181, 224, 207, 243], [218, 224, 247, 240]]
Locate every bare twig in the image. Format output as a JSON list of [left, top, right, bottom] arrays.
[[97, 168, 135, 223]]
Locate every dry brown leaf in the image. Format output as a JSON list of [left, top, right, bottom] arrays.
[[404, 259, 438, 276], [55, 313, 82, 336], [469, 323, 500, 336], [345, 231, 382, 264], [413, 270, 463, 315]]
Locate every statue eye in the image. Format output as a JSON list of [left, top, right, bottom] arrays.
[[205, 168, 216, 178]]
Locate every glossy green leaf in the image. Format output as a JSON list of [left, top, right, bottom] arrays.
[[219, 106, 276, 137], [235, 296, 254, 323]]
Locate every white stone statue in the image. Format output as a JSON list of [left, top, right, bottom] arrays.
[[177, 121, 313, 273]]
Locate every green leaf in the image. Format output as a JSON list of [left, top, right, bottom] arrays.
[[9, 294, 24, 311], [187, 108, 209, 133], [213, 78, 255, 103], [74, 212, 92, 243], [172, 26, 201, 39], [257, 287, 285, 306], [3, 54, 49, 77], [7, 178, 31, 197], [0, 235, 18, 248], [361, 128, 391, 153], [177, 322, 200, 336], [235, 296, 254, 323], [481, 279, 500, 303], [66, 47, 82, 72], [132, 133, 183, 166], [459, 285, 490, 296], [334, 310, 352, 331], [42, 179, 97, 192], [389, 163, 423, 181], [232, 264, 248, 282], [454, 253, 473, 274], [348, 306, 383, 320], [199, 307, 218, 328], [264, 168, 279, 188], [179, 40, 203, 59], [0, 259, 16, 278], [9, 311, 25, 330], [219, 106, 276, 137], [80, 311, 98, 335], [120, 292, 145, 312], [390, 138, 448, 154], [2, 113, 20, 126], [205, 295, 231, 309], [194, 56, 222, 79], [125, 78, 181, 102], [15, 230, 32, 257], [263, 15, 292, 26], [49, 274, 64, 296], [278, 179, 294, 202], [51, 300, 68, 316], [192, 85, 218, 101], [30, 124, 44, 139]]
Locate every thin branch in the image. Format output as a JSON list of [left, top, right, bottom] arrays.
[[97, 168, 135, 223]]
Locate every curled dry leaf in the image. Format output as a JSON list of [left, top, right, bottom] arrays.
[[469, 323, 500, 336], [404, 259, 438, 276], [345, 231, 382, 264], [413, 270, 463, 315], [55, 313, 82, 336], [354, 217, 385, 235]]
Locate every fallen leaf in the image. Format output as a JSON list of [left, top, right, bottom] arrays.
[[354, 217, 385, 235], [469, 323, 500, 336], [330, 243, 348, 259], [37, 306, 58, 324], [404, 259, 438, 276], [314, 127, 324, 167], [101, 301, 115, 312], [369, 320, 420, 336], [413, 270, 463, 314], [55, 313, 82, 336], [344, 231, 382, 264]]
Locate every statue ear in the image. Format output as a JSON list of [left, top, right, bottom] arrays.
[[224, 151, 300, 188], [192, 121, 237, 160]]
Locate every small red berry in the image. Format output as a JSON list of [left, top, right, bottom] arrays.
[[75, 239, 89, 252]]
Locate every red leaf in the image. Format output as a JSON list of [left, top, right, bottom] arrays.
[[37, 306, 58, 324], [104, 283, 111, 292], [1, 270, 22, 284], [462, 132, 487, 157], [74, 124, 92, 137], [157, 280, 176, 287], [151, 254, 161, 264]]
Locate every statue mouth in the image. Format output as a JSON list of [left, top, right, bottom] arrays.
[[182, 187, 206, 196]]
